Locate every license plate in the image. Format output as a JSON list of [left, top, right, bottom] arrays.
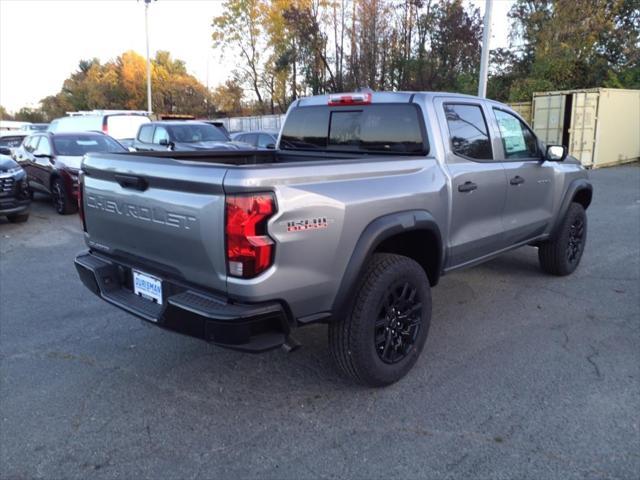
[[133, 270, 163, 305]]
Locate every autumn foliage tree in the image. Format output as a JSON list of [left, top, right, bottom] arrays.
[[37, 51, 213, 120], [212, 0, 639, 113]]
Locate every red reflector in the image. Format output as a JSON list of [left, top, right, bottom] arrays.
[[102, 122, 108, 134], [328, 92, 372, 106], [225, 193, 276, 278]]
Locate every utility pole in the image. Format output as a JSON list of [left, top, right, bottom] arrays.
[[477, 0, 493, 98], [143, 0, 155, 114]]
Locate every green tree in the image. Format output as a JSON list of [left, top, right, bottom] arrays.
[[504, 0, 640, 100], [212, 0, 267, 109], [13, 108, 46, 123], [0, 105, 13, 120]]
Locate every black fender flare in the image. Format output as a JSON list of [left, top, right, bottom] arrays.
[[551, 179, 593, 237], [330, 210, 443, 320]]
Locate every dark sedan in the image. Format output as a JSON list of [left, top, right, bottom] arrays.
[[132, 121, 247, 152], [231, 130, 278, 149], [13, 132, 126, 214]]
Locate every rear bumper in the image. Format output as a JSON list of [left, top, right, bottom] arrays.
[[75, 251, 290, 352]]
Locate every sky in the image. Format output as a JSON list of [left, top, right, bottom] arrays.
[[0, 0, 514, 113]]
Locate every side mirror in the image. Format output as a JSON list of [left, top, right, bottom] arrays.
[[158, 138, 169, 146], [266, 143, 276, 150], [545, 145, 567, 162], [0, 147, 11, 156]]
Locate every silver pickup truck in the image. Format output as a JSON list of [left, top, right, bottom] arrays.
[[75, 91, 592, 386]]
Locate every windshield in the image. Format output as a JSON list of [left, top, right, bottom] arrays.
[[52, 135, 126, 156], [280, 104, 427, 155], [0, 136, 26, 148], [168, 124, 228, 143]]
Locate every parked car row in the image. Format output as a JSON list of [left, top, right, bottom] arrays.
[[1, 110, 282, 224]]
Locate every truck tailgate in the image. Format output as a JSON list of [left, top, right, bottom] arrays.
[[81, 153, 228, 293]]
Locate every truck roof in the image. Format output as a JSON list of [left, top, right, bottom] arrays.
[[295, 91, 486, 107]]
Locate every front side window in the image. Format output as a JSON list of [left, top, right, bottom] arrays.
[[153, 126, 170, 144], [36, 137, 52, 156], [167, 124, 227, 143], [243, 134, 258, 146], [258, 134, 274, 148], [444, 104, 493, 160], [493, 109, 539, 159]]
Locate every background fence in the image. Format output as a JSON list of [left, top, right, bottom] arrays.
[[213, 114, 287, 133]]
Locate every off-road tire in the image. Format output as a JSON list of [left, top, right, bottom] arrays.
[[538, 202, 587, 276], [52, 177, 77, 215], [328, 253, 432, 387], [7, 213, 29, 223]]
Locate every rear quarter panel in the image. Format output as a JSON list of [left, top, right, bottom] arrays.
[[224, 157, 448, 320]]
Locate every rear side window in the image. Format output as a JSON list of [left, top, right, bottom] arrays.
[[281, 104, 427, 155], [25, 136, 39, 152], [493, 109, 539, 159], [138, 124, 153, 143], [444, 104, 493, 160]]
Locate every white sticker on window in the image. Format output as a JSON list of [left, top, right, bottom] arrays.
[[497, 115, 526, 154]]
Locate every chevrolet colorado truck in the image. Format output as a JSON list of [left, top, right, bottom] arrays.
[[75, 91, 592, 387]]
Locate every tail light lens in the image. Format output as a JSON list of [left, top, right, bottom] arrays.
[[225, 193, 276, 278], [78, 172, 87, 232]]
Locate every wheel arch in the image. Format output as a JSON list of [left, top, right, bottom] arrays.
[[551, 179, 593, 236], [331, 210, 443, 320]]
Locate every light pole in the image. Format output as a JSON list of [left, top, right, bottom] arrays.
[[143, 0, 156, 114], [477, 0, 493, 98]]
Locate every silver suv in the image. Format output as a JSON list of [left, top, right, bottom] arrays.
[[75, 91, 592, 386]]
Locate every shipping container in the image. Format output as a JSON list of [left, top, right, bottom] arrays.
[[532, 88, 640, 168], [509, 101, 532, 125]]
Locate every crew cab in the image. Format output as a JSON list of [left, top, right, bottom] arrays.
[[75, 91, 592, 386]]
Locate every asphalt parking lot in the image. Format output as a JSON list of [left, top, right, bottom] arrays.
[[1, 163, 639, 479]]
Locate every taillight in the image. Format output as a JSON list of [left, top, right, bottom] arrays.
[[225, 193, 276, 278], [102, 119, 108, 134], [328, 92, 372, 106], [78, 172, 87, 232]]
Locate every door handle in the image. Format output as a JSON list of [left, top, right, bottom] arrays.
[[510, 175, 525, 186], [115, 174, 148, 191], [458, 181, 478, 193]]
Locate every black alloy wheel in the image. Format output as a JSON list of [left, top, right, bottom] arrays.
[[375, 281, 423, 364], [567, 216, 585, 265]]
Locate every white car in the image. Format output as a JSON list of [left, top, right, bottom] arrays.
[[48, 110, 151, 148]]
